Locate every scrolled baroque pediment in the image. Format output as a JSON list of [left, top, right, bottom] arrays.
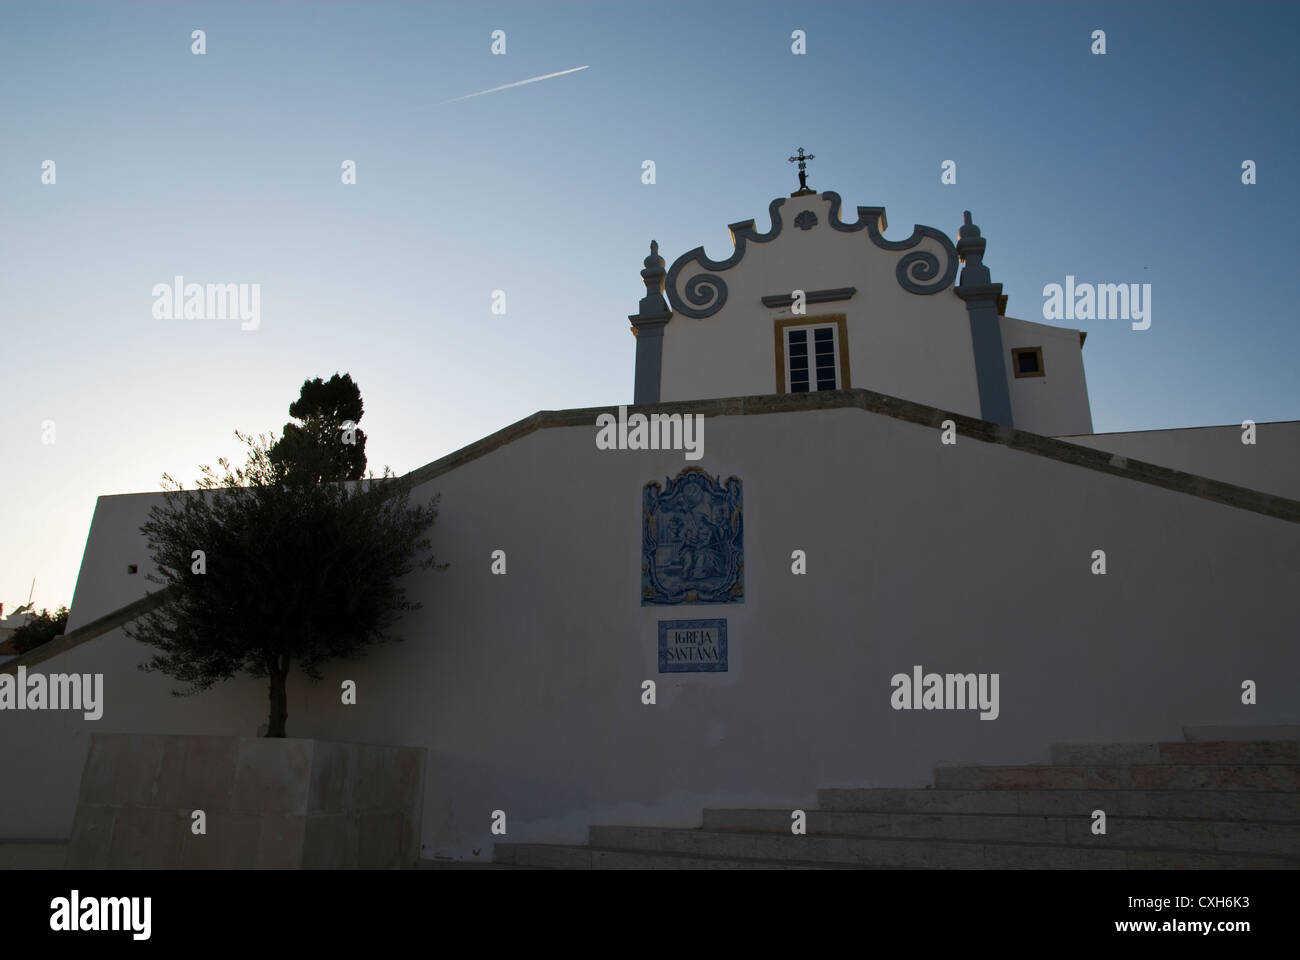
[[664, 192, 959, 320]]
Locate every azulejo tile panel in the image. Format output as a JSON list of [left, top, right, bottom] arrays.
[[642, 467, 743, 605]]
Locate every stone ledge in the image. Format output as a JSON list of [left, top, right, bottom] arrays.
[[1, 588, 175, 676], [404, 388, 1300, 526]]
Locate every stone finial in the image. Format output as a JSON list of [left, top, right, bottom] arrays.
[[635, 239, 670, 319], [953, 209, 1011, 427], [956, 210, 991, 287], [643, 240, 663, 272], [629, 240, 671, 403]]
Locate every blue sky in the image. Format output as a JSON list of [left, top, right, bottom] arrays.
[[2, 0, 1297, 610]]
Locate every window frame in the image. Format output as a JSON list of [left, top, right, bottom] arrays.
[[1011, 346, 1045, 379], [774, 314, 852, 395]]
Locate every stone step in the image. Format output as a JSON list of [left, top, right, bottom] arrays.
[[586, 825, 1292, 869], [1050, 740, 1299, 766], [934, 763, 1300, 792], [493, 843, 593, 868], [416, 859, 532, 869], [817, 787, 1300, 822], [492, 842, 849, 870], [1184, 725, 1300, 742], [0, 841, 67, 869], [700, 808, 1300, 856], [590, 849, 854, 870]]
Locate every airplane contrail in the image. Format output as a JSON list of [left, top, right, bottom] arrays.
[[441, 65, 590, 104]]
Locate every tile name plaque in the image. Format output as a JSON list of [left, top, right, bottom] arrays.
[[658, 619, 727, 673]]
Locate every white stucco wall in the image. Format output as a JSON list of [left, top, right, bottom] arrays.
[[655, 193, 1094, 439], [1058, 421, 1300, 501], [1001, 315, 1092, 436], [3, 405, 1297, 857], [65, 493, 166, 633]]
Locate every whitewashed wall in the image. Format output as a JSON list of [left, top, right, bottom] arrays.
[[65, 493, 167, 633], [1001, 315, 1092, 436], [2, 405, 1297, 858]]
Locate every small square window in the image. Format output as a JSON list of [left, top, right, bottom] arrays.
[[127, 564, 138, 575], [1012, 347, 1044, 378]]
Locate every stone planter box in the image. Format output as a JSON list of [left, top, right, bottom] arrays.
[[66, 734, 426, 868]]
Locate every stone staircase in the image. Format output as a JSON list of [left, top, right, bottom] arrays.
[[492, 730, 1300, 869]]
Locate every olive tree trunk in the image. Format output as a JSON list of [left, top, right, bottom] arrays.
[[266, 655, 290, 738]]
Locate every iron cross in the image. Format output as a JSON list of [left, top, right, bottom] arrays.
[[788, 147, 815, 191]]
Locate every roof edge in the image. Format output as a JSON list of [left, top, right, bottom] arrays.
[[1, 588, 174, 677], [1061, 420, 1300, 437], [404, 389, 1300, 525], [13, 388, 1295, 673]]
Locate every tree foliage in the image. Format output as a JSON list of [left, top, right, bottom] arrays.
[[268, 373, 368, 484], [10, 606, 69, 654], [125, 431, 444, 737]]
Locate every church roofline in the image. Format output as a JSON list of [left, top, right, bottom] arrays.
[[662, 192, 961, 320], [1003, 314, 1089, 341], [402, 388, 1300, 525], [10, 387, 1297, 676]]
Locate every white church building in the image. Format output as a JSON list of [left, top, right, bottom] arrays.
[[2, 175, 1298, 868]]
